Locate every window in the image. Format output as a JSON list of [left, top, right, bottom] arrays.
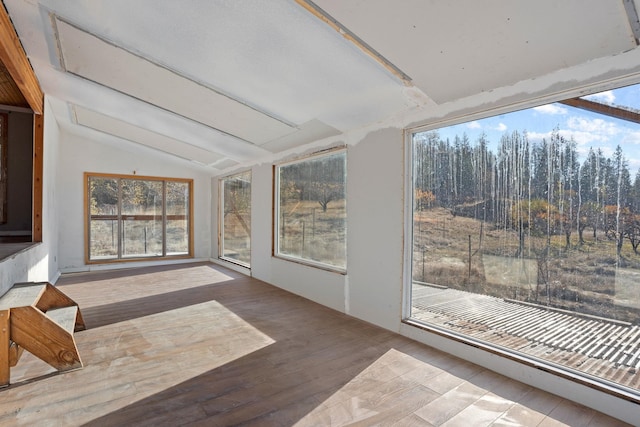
[[0, 111, 34, 244], [407, 83, 640, 395], [275, 149, 346, 271], [86, 173, 192, 262], [0, 112, 7, 224], [220, 170, 251, 267]]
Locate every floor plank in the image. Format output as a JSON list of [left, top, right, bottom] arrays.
[[0, 262, 631, 426]]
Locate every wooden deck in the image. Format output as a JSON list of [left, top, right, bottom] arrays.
[[412, 284, 640, 391], [0, 262, 631, 426]]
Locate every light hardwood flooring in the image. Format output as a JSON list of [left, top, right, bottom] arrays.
[[1, 262, 632, 426]]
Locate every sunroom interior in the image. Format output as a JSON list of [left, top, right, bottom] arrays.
[[2, 0, 640, 424]]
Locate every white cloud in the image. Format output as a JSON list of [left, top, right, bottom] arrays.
[[524, 119, 615, 158], [533, 104, 568, 115], [467, 121, 481, 129], [495, 123, 507, 132], [622, 130, 640, 145], [584, 90, 615, 104], [628, 158, 640, 175], [567, 116, 619, 137]]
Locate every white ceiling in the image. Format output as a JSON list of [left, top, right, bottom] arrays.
[[4, 0, 640, 172]]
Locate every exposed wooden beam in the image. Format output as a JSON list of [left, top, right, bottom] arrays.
[[294, 0, 412, 85], [33, 114, 43, 242], [559, 97, 640, 125], [0, 3, 43, 115]]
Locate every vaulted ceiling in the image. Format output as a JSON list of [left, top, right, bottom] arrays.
[[3, 0, 640, 172]]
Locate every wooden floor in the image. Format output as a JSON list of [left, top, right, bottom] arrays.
[[0, 262, 631, 426]]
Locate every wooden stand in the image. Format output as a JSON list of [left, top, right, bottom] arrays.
[[0, 282, 85, 387]]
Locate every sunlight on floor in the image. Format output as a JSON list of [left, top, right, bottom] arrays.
[[295, 348, 439, 426], [7, 300, 274, 425]]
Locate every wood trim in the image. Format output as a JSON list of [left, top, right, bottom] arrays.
[[32, 113, 43, 242], [294, 0, 412, 85], [559, 97, 640, 124], [0, 309, 9, 387], [85, 172, 194, 264], [0, 3, 43, 115], [85, 171, 193, 183], [91, 214, 187, 221], [83, 172, 90, 264]]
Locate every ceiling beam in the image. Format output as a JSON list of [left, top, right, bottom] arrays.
[[559, 97, 640, 125], [294, 0, 412, 85], [0, 3, 43, 115]]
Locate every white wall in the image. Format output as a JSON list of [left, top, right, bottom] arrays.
[[43, 97, 61, 281], [346, 128, 405, 331], [56, 128, 212, 272], [213, 127, 406, 322], [227, 160, 348, 312]]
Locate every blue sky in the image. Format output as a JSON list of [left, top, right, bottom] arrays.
[[433, 84, 640, 175]]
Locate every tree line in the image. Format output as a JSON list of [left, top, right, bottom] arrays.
[[279, 152, 346, 212], [414, 128, 640, 258]]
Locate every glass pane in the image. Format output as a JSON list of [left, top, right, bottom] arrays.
[[89, 219, 118, 260], [278, 151, 346, 269], [87, 175, 193, 262], [166, 219, 189, 255], [166, 181, 189, 215], [88, 176, 118, 216], [222, 171, 251, 265], [121, 179, 163, 215], [410, 83, 640, 393], [88, 176, 118, 260], [121, 179, 163, 257], [166, 181, 190, 256], [122, 219, 162, 257]]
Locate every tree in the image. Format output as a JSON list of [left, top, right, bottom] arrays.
[[604, 205, 629, 258], [510, 198, 559, 256], [89, 177, 117, 214], [224, 173, 251, 236], [415, 189, 436, 211]]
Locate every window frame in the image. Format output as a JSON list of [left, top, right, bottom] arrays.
[[402, 83, 640, 401], [0, 112, 7, 224], [219, 169, 252, 268], [84, 172, 193, 264], [273, 147, 347, 273]]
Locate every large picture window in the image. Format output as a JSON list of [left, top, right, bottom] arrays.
[[275, 149, 346, 271], [86, 173, 192, 263], [407, 83, 640, 395], [220, 170, 251, 267]]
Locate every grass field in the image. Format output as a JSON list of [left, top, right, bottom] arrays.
[[90, 217, 189, 259], [413, 207, 640, 324], [278, 199, 346, 268]]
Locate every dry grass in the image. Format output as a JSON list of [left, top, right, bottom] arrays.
[[279, 199, 346, 268], [413, 207, 640, 324]]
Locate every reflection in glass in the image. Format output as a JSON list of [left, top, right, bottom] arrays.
[[221, 171, 251, 266], [410, 84, 640, 393], [87, 175, 191, 261], [277, 151, 346, 270]]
